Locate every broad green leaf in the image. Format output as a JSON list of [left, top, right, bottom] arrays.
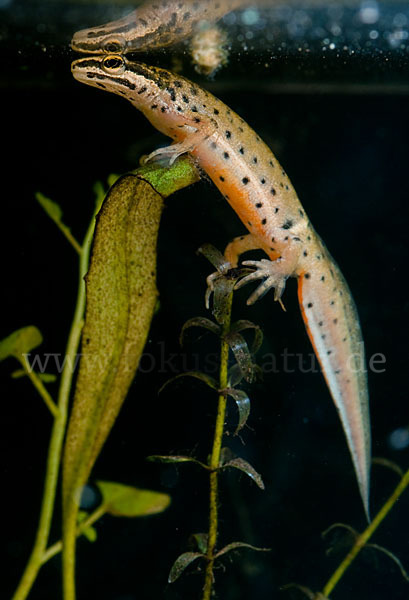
[[96, 481, 170, 517], [215, 541, 270, 558], [168, 551, 204, 583], [222, 456, 265, 490], [0, 326, 42, 362], [63, 159, 199, 545]]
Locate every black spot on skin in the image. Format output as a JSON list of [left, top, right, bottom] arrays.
[[270, 188, 276, 196], [321, 276, 325, 281], [166, 86, 176, 101], [161, 107, 167, 112], [190, 86, 198, 96], [304, 273, 311, 280], [214, 108, 219, 115], [322, 334, 326, 339], [299, 209, 304, 217], [333, 318, 338, 324], [239, 147, 245, 154], [307, 235, 311, 241], [316, 255, 321, 260], [330, 300, 335, 305], [342, 337, 347, 342], [271, 237, 275, 242], [256, 202, 263, 208], [284, 236, 289, 241], [261, 178, 266, 184], [224, 194, 229, 200], [194, 117, 201, 123], [219, 176, 225, 181], [174, 80, 182, 87], [239, 126, 244, 132], [182, 95, 189, 103], [335, 369, 341, 374], [318, 321, 323, 326], [262, 218, 267, 225], [307, 302, 313, 308], [242, 177, 249, 184], [223, 152, 229, 159], [282, 219, 293, 230], [176, 106, 182, 112], [248, 221, 252, 227], [183, 11, 191, 21], [274, 207, 279, 213], [253, 157, 258, 163], [226, 130, 232, 138], [269, 160, 274, 167], [211, 142, 217, 149], [270, 247, 275, 251], [303, 250, 308, 256], [293, 237, 301, 242], [191, 106, 198, 112], [285, 185, 289, 190]]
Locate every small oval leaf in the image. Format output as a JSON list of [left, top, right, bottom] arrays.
[[159, 371, 218, 394], [224, 331, 255, 383], [223, 387, 250, 434], [179, 317, 221, 346], [222, 457, 265, 490], [168, 551, 204, 583], [191, 532, 208, 554], [215, 541, 270, 559], [212, 277, 236, 324], [0, 326, 43, 362], [96, 481, 170, 517]]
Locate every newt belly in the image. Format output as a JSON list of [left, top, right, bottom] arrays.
[[71, 54, 371, 518]]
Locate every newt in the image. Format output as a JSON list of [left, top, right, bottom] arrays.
[[71, 54, 371, 518]]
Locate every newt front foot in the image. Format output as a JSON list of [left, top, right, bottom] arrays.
[[236, 259, 288, 309]]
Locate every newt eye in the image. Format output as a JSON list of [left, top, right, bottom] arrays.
[[103, 37, 125, 54], [102, 55, 125, 73]]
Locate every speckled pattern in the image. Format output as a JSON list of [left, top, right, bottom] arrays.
[[71, 54, 371, 518], [70, 0, 247, 53]]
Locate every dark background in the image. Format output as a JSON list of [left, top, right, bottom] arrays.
[[2, 1, 409, 599]]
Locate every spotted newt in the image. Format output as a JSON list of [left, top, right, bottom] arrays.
[[71, 54, 371, 518]]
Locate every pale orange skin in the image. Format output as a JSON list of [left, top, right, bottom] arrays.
[[71, 55, 371, 518]]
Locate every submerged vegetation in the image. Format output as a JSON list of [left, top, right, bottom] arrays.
[[2, 158, 408, 599]]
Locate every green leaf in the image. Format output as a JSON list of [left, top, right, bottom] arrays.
[[36, 192, 63, 222], [223, 387, 250, 434], [0, 326, 43, 362], [77, 511, 97, 542], [230, 320, 264, 354], [96, 481, 170, 517], [11, 369, 57, 382], [197, 244, 231, 274], [191, 532, 208, 554], [159, 371, 218, 394], [168, 551, 204, 583], [179, 317, 221, 346], [147, 455, 208, 469], [214, 541, 270, 558], [224, 331, 255, 383], [222, 456, 265, 490]]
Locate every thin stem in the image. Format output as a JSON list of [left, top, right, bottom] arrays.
[[41, 505, 106, 565], [322, 467, 409, 598], [202, 292, 233, 600], [12, 211, 96, 600], [19, 355, 59, 418]]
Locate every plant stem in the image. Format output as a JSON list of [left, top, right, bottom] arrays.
[[322, 467, 409, 598], [12, 212, 96, 600], [203, 292, 233, 600], [19, 355, 59, 418], [41, 505, 106, 565]]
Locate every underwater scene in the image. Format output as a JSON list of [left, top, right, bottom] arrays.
[[2, 1, 409, 599]]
